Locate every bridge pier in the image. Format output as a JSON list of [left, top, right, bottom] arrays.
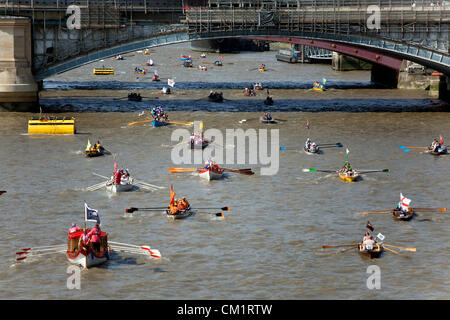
[[0, 17, 38, 112], [331, 52, 372, 71]]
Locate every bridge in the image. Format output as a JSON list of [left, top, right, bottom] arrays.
[[0, 0, 449, 110]]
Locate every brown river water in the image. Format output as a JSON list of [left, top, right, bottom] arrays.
[[1, 42, 449, 299]]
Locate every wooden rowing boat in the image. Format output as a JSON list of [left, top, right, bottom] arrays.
[[338, 170, 359, 182], [198, 166, 224, 181], [66, 230, 110, 269], [264, 97, 274, 105], [84, 148, 104, 158], [208, 92, 223, 102], [166, 205, 192, 220], [392, 207, 414, 221], [358, 243, 383, 258]]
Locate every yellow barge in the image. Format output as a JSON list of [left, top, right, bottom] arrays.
[[28, 116, 76, 134], [93, 68, 114, 75]]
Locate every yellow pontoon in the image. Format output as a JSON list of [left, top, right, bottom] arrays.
[[93, 68, 114, 75], [28, 116, 76, 134]]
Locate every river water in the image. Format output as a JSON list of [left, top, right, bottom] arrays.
[[1, 42, 449, 300]]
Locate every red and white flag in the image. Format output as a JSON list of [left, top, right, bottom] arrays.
[[440, 135, 444, 145], [168, 79, 175, 88]]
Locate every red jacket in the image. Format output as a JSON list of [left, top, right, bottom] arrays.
[[88, 226, 101, 243]]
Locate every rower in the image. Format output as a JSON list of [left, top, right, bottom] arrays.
[[305, 138, 311, 151], [68, 223, 81, 235], [78, 231, 90, 251], [88, 223, 102, 253]]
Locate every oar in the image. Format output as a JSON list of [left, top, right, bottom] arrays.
[[412, 207, 447, 212], [127, 120, 153, 126], [383, 246, 401, 255], [85, 181, 106, 191], [16, 247, 66, 255], [322, 244, 358, 249], [318, 143, 343, 147], [168, 121, 193, 126], [126, 207, 166, 213], [319, 145, 342, 149], [399, 146, 427, 149], [19, 244, 65, 252], [222, 168, 255, 175], [303, 168, 336, 173], [192, 206, 230, 211], [359, 210, 392, 214], [93, 172, 109, 180], [168, 167, 198, 173], [383, 244, 416, 252], [133, 179, 165, 189], [359, 169, 390, 174], [109, 241, 161, 258], [16, 250, 66, 261]]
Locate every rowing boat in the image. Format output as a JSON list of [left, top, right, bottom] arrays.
[[166, 205, 192, 220], [259, 68, 266, 72], [190, 139, 210, 149], [198, 166, 224, 181], [152, 119, 170, 127], [84, 149, 104, 158], [66, 230, 110, 268], [304, 146, 320, 155], [208, 92, 223, 102], [128, 93, 142, 101], [358, 243, 383, 258], [264, 97, 274, 105], [338, 170, 359, 182], [427, 145, 448, 155], [392, 207, 414, 221], [260, 116, 277, 124], [152, 74, 160, 81], [106, 178, 134, 193]]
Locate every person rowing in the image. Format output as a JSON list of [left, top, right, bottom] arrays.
[[430, 138, 440, 152], [305, 138, 312, 150]]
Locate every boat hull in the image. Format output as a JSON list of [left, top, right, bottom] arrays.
[[428, 146, 447, 155], [198, 168, 224, 181], [106, 183, 133, 193], [166, 206, 192, 220], [67, 250, 109, 268], [392, 208, 414, 221], [84, 150, 104, 158], [191, 140, 210, 149], [358, 243, 383, 258], [304, 146, 320, 155], [152, 120, 170, 127], [338, 171, 359, 182], [260, 116, 277, 124]]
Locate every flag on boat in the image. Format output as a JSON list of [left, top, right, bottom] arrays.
[[306, 120, 310, 129], [168, 79, 175, 87], [113, 160, 118, 174], [221, 56, 224, 60], [322, 78, 327, 85], [85, 203, 100, 225], [440, 135, 444, 145], [346, 148, 350, 158], [377, 233, 385, 241], [85, 139, 91, 151], [400, 193, 411, 210], [170, 185, 175, 205], [366, 221, 374, 232]]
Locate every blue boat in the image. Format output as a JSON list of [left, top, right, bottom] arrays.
[[180, 55, 191, 61], [152, 119, 170, 127]]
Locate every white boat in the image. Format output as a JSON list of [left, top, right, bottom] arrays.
[[304, 146, 320, 155], [106, 177, 134, 192], [66, 229, 110, 269], [428, 145, 447, 155], [198, 167, 224, 181], [67, 249, 109, 268]]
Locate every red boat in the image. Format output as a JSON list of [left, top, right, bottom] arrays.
[[66, 229, 110, 269]]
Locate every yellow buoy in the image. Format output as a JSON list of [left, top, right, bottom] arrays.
[[28, 116, 76, 134]]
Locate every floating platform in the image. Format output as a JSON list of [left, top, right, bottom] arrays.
[[28, 116, 76, 134], [93, 68, 114, 75]]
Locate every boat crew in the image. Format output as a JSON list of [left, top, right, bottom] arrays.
[[78, 231, 90, 251], [396, 193, 411, 216], [68, 223, 81, 235], [305, 138, 312, 151], [88, 223, 102, 253], [362, 235, 375, 250]]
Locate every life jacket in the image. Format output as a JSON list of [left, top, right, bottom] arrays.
[[88, 227, 101, 243], [115, 171, 121, 184]]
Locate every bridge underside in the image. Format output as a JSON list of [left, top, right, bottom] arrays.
[[36, 29, 450, 81]]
